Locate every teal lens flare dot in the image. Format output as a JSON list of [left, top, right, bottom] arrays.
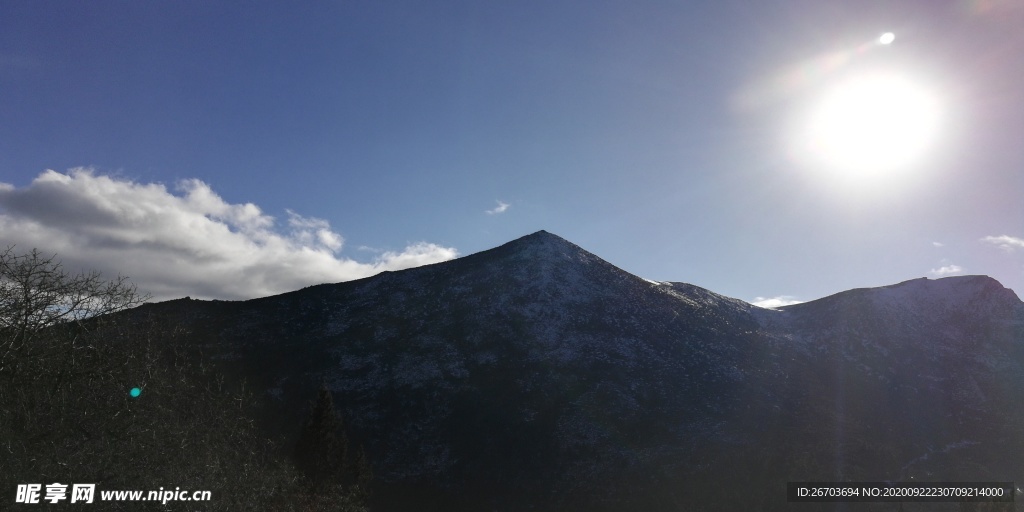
[[130, 387, 141, 398]]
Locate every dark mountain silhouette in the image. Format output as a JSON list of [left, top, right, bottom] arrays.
[[133, 230, 1024, 511]]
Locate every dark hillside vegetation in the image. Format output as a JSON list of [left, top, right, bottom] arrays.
[[0, 247, 368, 511], [5, 232, 1024, 511]]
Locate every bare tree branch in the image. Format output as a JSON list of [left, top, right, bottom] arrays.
[[0, 245, 150, 371]]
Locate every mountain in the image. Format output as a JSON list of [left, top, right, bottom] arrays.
[[133, 231, 1024, 511]]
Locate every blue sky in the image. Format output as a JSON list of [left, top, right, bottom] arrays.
[[2, 0, 1023, 303]]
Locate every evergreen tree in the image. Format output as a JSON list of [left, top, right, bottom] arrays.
[[294, 382, 351, 488], [292, 382, 374, 510]]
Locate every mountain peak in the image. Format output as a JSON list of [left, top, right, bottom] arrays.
[[874, 274, 1019, 305], [511, 229, 570, 245], [787, 274, 1022, 322], [487, 230, 596, 262]]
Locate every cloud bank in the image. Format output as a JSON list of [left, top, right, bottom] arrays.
[[751, 295, 803, 309], [930, 264, 963, 276], [0, 169, 459, 301], [981, 235, 1024, 252]]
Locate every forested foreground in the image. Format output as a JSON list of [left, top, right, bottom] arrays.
[[0, 247, 368, 511]]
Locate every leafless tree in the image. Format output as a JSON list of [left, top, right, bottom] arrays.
[[0, 245, 149, 372], [0, 246, 368, 511]]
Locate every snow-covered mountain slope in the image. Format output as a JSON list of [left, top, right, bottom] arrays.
[[132, 230, 1024, 512]]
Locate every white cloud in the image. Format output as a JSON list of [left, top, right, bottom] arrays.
[[0, 169, 459, 301], [930, 264, 963, 276], [932, 241, 944, 247], [981, 235, 1024, 252], [751, 295, 803, 308], [286, 209, 343, 252], [485, 200, 510, 215]]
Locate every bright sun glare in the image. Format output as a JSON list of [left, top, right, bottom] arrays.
[[798, 72, 941, 178]]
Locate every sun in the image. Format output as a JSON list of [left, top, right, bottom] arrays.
[[796, 72, 941, 179]]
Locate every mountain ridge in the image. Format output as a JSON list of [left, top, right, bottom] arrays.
[[782, 274, 1021, 310], [129, 230, 1024, 511], [165, 230, 1020, 319]]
